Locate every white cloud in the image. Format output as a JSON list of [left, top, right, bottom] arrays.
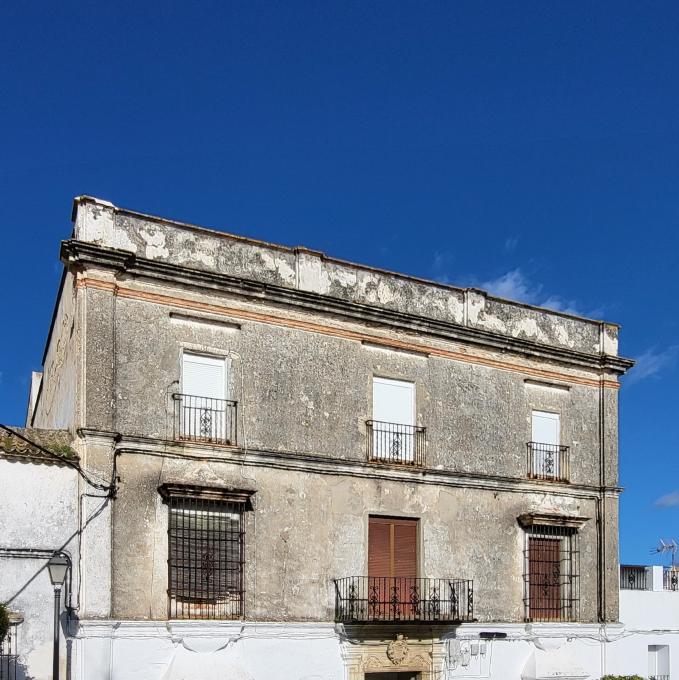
[[626, 345, 679, 385], [482, 269, 540, 304], [655, 491, 679, 508], [504, 236, 519, 253], [431, 261, 598, 318], [481, 268, 587, 316]]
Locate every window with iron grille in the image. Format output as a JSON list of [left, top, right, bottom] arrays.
[[160, 484, 252, 620], [519, 514, 585, 623], [0, 620, 20, 680]]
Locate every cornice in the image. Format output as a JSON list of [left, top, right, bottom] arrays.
[[61, 240, 634, 376], [114, 435, 621, 500]]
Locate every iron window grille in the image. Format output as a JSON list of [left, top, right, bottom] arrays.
[[620, 564, 648, 590], [520, 515, 585, 623], [366, 420, 426, 466], [173, 393, 238, 446], [526, 442, 570, 482], [160, 484, 253, 620], [0, 622, 20, 680], [664, 567, 679, 592]]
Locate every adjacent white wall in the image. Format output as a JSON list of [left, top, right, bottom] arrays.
[[0, 458, 79, 680]]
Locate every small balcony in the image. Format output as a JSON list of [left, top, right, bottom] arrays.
[[334, 576, 474, 624], [526, 441, 570, 482], [366, 420, 426, 467], [173, 393, 238, 446]]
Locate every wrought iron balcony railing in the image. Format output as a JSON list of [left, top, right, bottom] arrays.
[[526, 442, 570, 482], [664, 568, 679, 592], [620, 564, 648, 590], [173, 394, 238, 446], [366, 420, 426, 466], [334, 576, 474, 624]]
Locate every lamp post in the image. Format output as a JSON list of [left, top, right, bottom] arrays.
[[47, 554, 69, 680]]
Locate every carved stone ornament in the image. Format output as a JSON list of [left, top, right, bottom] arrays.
[[386, 634, 409, 665]]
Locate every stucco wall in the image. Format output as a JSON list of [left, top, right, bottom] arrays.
[[32, 271, 80, 431], [85, 285, 614, 488], [110, 451, 601, 623], [0, 459, 79, 680]]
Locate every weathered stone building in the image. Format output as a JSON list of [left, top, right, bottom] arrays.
[[1, 196, 634, 679]]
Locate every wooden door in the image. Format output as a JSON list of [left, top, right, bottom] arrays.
[[528, 537, 561, 620], [368, 517, 417, 620]]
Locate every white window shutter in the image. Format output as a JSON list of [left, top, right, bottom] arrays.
[[372, 377, 414, 425], [531, 410, 560, 445], [182, 353, 226, 400], [371, 377, 416, 462]]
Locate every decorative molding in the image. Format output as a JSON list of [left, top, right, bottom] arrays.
[[116, 435, 622, 500], [517, 513, 590, 529], [386, 633, 409, 664], [97, 278, 624, 389], [74, 619, 338, 640], [62, 238, 632, 378], [158, 482, 255, 504], [343, 632, 442, 680]]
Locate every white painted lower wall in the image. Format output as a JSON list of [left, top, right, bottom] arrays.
[[71, 615, 679, 680]]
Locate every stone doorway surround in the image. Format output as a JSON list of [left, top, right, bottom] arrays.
[[341, 632, 446, 680]]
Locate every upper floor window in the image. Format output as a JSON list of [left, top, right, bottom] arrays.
[[160, 484, 252, 620], [528, 410, 569, 481], [368, 378, 424, 465], [175, 353, 237, 445]]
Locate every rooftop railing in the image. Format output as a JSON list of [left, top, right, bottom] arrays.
[[620, 564, 648, 590], [620, 564, 679, 592]]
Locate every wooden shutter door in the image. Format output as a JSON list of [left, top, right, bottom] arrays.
[[393, 520, 417, 578], [368, 517, 418, 620], [529, 537, 561, 621]]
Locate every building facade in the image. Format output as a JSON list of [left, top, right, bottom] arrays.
[[1, 196, 635, 679]]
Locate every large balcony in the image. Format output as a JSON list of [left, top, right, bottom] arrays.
[[173, 393, 238, 446], [334, 576, 474, 624], [366, 420, 426, 467], [526, 441, 570, 482]]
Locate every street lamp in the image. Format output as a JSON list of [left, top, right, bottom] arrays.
[[47, 554, 69, 680]]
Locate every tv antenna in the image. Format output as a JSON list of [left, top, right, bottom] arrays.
[[651, 539, 678, 568]]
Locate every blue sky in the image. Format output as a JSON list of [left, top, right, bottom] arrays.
[[1, 1, 678, 564]]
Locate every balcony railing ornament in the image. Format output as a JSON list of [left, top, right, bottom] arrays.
[[173, 394, 238, 446], [334, 576, 474, 624]]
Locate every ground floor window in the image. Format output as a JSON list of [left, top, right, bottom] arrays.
[[520, 515, 583, 622], [160, 484, 253, 620], [648, 644, 670, 679]]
